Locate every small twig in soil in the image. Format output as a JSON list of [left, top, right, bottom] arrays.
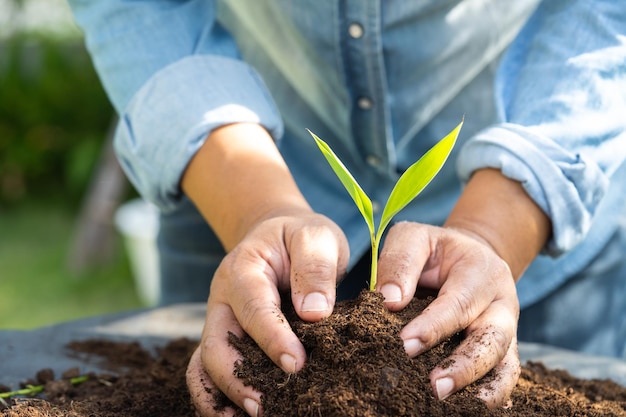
[[98, 378, 113, 387]]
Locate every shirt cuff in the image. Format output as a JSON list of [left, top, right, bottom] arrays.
[[114, 54, 284, 212], [457, 123, 608, 256]]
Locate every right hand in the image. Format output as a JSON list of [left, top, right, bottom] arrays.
[[187, 208, 349, 416]]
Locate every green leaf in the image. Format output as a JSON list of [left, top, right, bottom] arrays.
[[377, 120, 463, 242], [308, 119, 462, 292], [308, 129, 375, 237]]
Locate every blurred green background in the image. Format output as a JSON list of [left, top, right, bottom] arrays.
[[0, 0, 144, 329]]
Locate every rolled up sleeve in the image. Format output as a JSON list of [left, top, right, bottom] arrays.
[[68, 0, 283, 211], [457, 0, 626, 255]]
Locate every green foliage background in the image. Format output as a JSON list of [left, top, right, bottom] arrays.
[[0, 1, 142, 329], [0, 33, 114, 205]]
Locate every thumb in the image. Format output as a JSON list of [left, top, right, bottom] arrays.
[[287, 224, 349, 322]]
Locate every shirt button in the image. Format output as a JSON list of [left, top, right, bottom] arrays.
[[366, 154, 382, 167], [372, 200, 381, 214], [357, 96, 373, 110], [348, 23, 364, 39]]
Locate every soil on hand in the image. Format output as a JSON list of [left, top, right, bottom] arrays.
[[2, 290, 626, 416]]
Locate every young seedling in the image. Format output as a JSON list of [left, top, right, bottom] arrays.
[[0, 375, 89, 404], [308, 119, 463, 291]]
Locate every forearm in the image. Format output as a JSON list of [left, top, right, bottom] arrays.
[[444, 168, 551, 280], [181, 123, 311, 252]]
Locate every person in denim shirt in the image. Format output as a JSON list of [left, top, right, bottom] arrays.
[[68, 1, 626, 415]]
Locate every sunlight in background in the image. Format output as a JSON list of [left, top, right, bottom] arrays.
[[0, 0, 80, 39]]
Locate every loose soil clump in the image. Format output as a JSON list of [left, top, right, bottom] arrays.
[[0, 338, 196, 417], [2, 290, 626, 416]]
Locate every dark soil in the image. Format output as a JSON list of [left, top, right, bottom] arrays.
[[0, 338, 196, 417], [2, 290, 626, 416]]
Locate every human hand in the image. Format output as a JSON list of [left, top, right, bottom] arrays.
[[187, 209, 349, 416], [376, 221, 521, 408]]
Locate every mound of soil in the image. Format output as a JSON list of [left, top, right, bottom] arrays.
[[218, 290, 626, 416], [2, 290, 626, 416]]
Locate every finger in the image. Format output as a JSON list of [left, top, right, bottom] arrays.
[[428, 301, 517, 402], [476, 337, 521, 408], [287, 222, 349, 322], [223, 263, 307, 375], [201, 301, 264, 416], [399, 248, 513, 356], [376, 222, 432, 310], [187, 346, 239, 417], [400, 284, 488, 356]]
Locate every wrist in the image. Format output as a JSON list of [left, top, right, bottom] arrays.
[[182, 123, 311, 251], [444, 169, 551, 280]]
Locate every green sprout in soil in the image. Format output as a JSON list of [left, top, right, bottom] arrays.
[[308, 119, 463, 291], [0, 375, 90, 404]]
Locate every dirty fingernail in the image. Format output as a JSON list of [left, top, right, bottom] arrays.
[[243, 397, 259, 417], [380, 284, 402, 302], [280, 353, 297, 373], [403, 338, 424, 356], [435, 377, 455, 401], [301, 292, 329, 312]]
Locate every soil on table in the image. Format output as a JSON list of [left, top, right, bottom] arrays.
[[2, 290, 626, 417]]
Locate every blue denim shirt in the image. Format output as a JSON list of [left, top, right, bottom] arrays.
[[69, 1, 626, 310]]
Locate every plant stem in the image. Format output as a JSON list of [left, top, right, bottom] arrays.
[[370, 238, 378, 291], [0, 385, 43, 399], [0, 375, 89, 399]]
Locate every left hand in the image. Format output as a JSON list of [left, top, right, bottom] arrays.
[[376, 221, 521, 408]]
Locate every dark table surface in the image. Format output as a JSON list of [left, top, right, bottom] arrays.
[[2, 303, 626, 390]]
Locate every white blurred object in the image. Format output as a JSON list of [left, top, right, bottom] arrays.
[[114, 199, 160, 306], [0, 0, 81, 40]]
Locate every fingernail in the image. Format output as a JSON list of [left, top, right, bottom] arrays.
[[435, 377, 455, 401], [243, 397, 259, 417], [280, 353, 297, 373], [301, 292, 329, 312], [403, 338, 425, 356], [380, 283, 402, 302]]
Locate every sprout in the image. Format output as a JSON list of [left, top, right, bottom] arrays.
[[308, 119, 463, 291], [0, 375, 90, 403]]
